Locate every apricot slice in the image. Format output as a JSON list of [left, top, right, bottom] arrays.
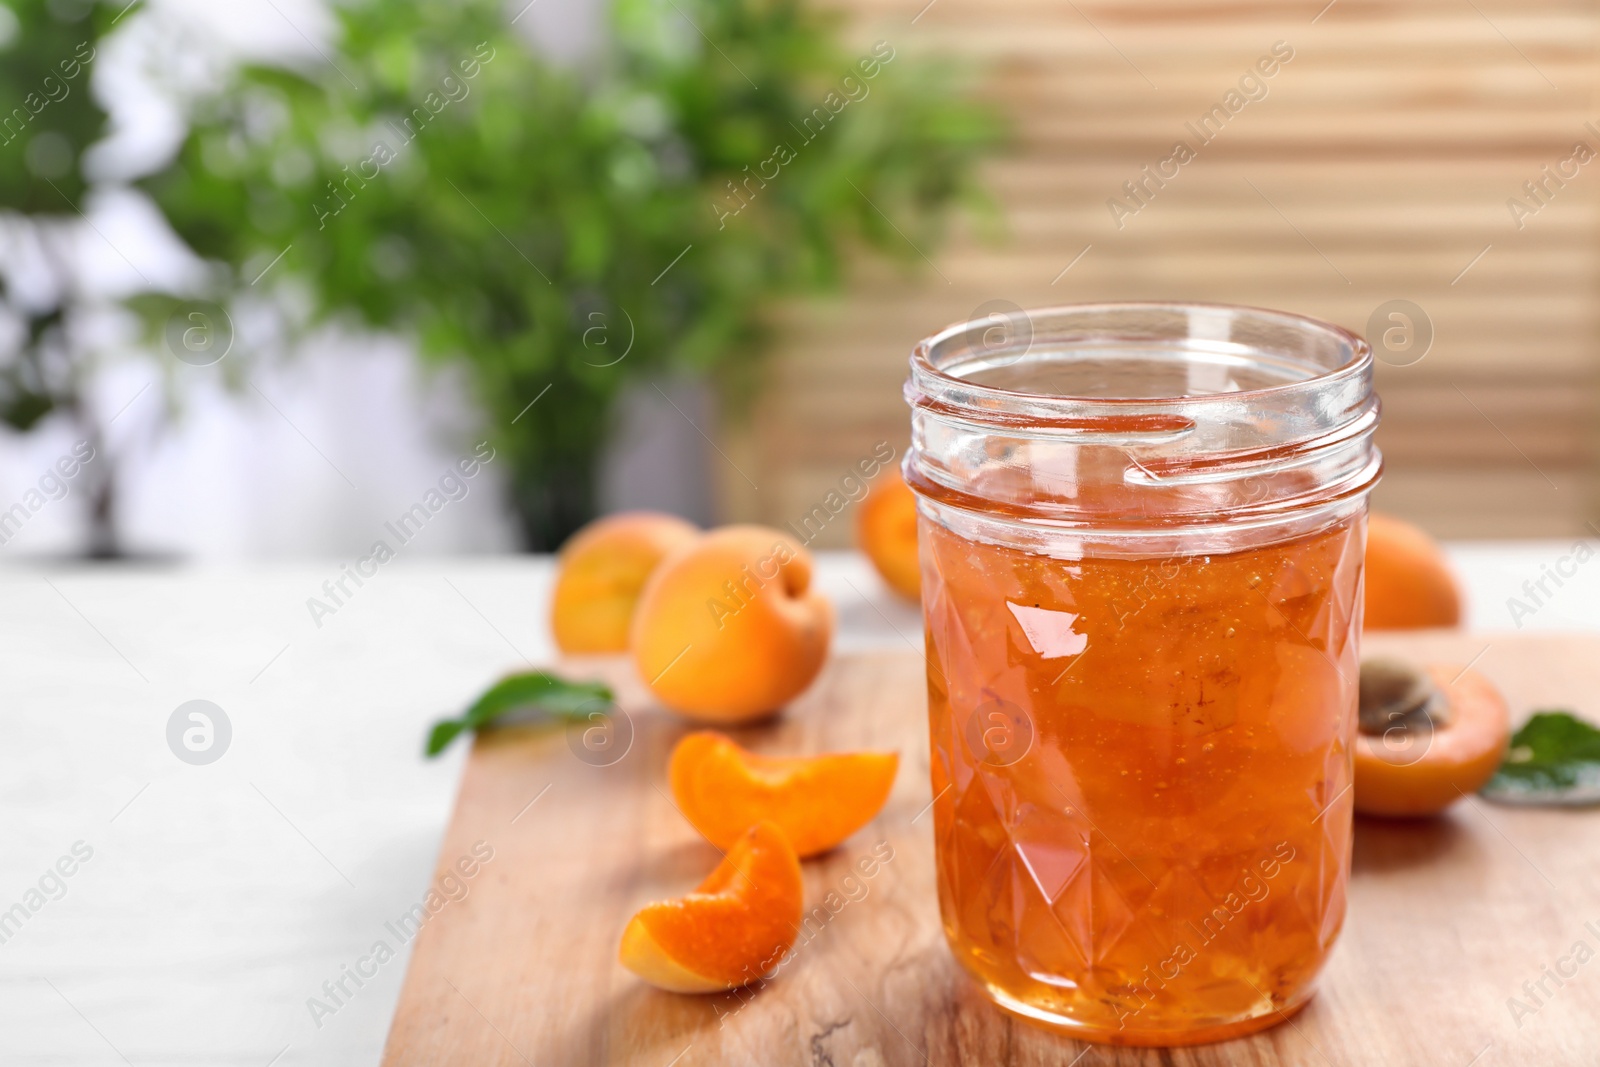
[[1353, 659, 1511, 816], [551, 511, 699, 654], [632, 526, 833, 722], [670, 731, 898, 857], [856, 468, 921, 601], [1363, 512, 1463, 630], [619, 821, 803, 993]]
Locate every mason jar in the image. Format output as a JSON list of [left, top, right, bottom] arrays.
[[903, 302, 1380, 1045]]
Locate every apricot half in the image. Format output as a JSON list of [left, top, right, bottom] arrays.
[[856, 468, 921, 601], [1364, 512, 1463, 630], [1353, 659, 1511, 817], [670, 731, 898, 857], [550, 512, 699, 654], [631, 526, 833, 722], [619, 821, 803, 993]]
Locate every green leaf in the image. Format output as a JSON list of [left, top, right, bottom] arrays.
[[425, 670, 613, 757], [1480, 710, 1600, 806]]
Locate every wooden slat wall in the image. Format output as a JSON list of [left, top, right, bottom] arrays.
[[718, 0, 1600, 542]]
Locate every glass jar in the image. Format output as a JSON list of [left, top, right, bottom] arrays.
[[903, 302, 1380, 1046]]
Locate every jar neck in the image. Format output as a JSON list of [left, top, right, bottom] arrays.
[[903, 302, 1382, 555]]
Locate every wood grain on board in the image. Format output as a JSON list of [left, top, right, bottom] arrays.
[[381, 633, 1600, 1065]]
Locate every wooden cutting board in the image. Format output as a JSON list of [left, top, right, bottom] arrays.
[[381, 633, 1600, 1065]]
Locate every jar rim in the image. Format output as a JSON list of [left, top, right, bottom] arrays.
[[903, 300, 1381, 549], [909, 300, 1371, 413]]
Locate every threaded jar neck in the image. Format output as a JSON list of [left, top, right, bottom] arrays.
[[904, 302, 1382, 555]]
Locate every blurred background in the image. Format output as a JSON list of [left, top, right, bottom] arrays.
[[0, 0, 1591, 559], [3, 3, 1593, 1061]]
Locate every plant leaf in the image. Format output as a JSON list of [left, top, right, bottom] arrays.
[[132, 0, 1002, 550], [425, 671, 614, 757], [1480, 710, 1600, 806]]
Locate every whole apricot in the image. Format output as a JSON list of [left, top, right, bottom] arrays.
[[631, 526, 833, 722], [856, 468, 921, 601], [1364, 512, 1462, 630], [550, 512, 699, 654]]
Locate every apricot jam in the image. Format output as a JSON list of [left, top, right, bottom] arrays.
[[904, 304, 1380, 1045]]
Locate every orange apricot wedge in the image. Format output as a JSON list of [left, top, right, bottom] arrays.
[[618, 821, 803, 993], [1354, 659, 1511, 817], [670, 731, 898, 857]]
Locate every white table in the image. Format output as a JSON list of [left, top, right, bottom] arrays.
[[0, 544, 1585, 1066]]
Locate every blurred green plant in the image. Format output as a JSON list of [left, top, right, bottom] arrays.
[[0, 0, 127, 554], [140, 0, 1001, 549]]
